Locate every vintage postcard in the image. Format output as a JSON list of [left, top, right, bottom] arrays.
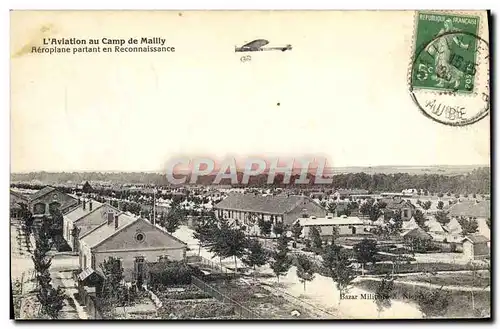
[[10, 10, 491, 320]]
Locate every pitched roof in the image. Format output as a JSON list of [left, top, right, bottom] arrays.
[[426, 219, 445, 233], [81, 213, 137, 249], [446, 217, 463, 234], [402, 227, 433, 240], [29, 186, 56, 201], [214, 193, 319, 215], [448, 200, 490, 218], [462, 234, 489, 244], [10, 190, 28, 201], [402, 218, 419, 231], [384, 198, 416, 210], [64, 200, 104, 222]]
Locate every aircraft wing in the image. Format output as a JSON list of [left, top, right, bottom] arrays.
[[241, 39, 269, 50]]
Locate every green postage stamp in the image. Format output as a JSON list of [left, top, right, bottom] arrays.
[[411, 12, 480, 94]]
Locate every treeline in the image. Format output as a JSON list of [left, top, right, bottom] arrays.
[[11, 167, 490, 194]]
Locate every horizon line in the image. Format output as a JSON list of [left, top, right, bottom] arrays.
[[10, 164, 491, 175]]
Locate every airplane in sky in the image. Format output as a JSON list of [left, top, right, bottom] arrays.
[[235, 39, 292, 52]]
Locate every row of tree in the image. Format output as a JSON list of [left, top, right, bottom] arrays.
[[11, 167, 490, 193], [27, 210, 65, 319]]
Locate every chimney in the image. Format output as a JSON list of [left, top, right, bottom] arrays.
[[89, 200, 93, 211], [83, 199, 86, 210], [114, 214, 119, 230], [78, 198, 81, 205], [107, 212, 113, 225]]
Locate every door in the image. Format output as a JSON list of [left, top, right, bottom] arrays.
[[134, 256, 145, 287]]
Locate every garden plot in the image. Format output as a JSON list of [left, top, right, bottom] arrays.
[[110, 291, 158, 320], [209, 278, 313, 319], [154, 285, 239, 319]]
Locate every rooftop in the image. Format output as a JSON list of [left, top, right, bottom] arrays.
[[463, 234, 490, 244], [29, 186, 56, 201], [81, 213, 137, 249], [64, 200, 104, 222], [214, 193, 319, 215]]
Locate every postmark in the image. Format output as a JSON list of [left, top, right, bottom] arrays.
[[409, 12, 490, 126]]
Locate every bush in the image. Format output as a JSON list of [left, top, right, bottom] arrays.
[[149, 261, 195, 287], [52, 235, 72, 252]]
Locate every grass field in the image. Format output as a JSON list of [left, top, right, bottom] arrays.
[[366, 262, 488, 275], [400, 272, 490, 288]]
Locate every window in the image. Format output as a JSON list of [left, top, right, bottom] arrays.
[[91, 255, 96, 269], [83, 255, 87, 269], [135, 232, 145, 242]]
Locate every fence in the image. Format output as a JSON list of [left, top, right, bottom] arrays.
[[198, 256, 235, 276], [191, 276, 260, 319]]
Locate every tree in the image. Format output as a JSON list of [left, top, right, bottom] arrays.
[[242, 239, 269, 276], [19, 204, 35, 253], [164, 202, 182, 233], [374, 274, 394, 318], [309, 226, 323, 253], [421, 201, 432, 211], [322, 243, 357, 305], [377, 200, 387, 209], [270, 235, 292, 282], [437, 201, 444, 210], [413, 209, 428, 231], [353, 239, 378, 275], [209, 223, 248, 273], [192, 216, 218, 255], [330, 225, 339, 244], [291, 221, 303, 242], [258, 218, 272, 238], [327, 202, 337, 215], [100, 257, 126, 313], [457, 217, 479, 236], [435, 210, 450, 225], [272, 221, 285, 237], [295, 254, 315, 291], [37, 285, 65, 319], [415, 287, 451, 318], [70, 226, 81, 250], [224, 227, 249, 273]]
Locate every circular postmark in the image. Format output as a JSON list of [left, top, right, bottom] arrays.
[[410, 31, 490, 126]]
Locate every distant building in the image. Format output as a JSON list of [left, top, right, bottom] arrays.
[[10, 190, 28, 220], [448, 200, 490, 239], [333, 189, 369, 199], [462, 235, 490, 261], [29, 186, 77, 217], [214, 193, 327, 227], [78, 216, 187, 283], [296, 215, 370, 238], [63, 199, 121, 251], [383, 197, 416, 221]]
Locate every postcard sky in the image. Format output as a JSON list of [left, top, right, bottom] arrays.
[[10, 11, 490, 173]]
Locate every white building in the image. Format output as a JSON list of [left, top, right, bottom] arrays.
[[296, 214, 371, 238]]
